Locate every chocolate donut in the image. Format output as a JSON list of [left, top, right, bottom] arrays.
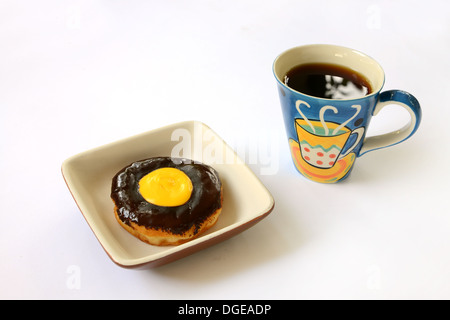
[[111, 157, 223, 246]]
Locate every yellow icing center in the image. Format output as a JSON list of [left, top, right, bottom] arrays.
[[138, 167, 193, 207]]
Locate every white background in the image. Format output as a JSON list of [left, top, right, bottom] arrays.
[[1, 0, 449, 299]]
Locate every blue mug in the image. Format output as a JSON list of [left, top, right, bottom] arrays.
[[273, 44, 421, 183]]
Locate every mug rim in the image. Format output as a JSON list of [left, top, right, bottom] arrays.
[[273, 44, 386, 102]]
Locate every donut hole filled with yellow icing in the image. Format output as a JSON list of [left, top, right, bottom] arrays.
[[138, 167, 193, 207]]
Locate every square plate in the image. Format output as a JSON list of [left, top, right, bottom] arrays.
[[62, 121, 275, 268]]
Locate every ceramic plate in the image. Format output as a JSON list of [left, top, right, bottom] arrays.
[[61, 121, 275, 268]]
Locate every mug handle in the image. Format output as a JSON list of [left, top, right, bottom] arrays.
[[359, 90, 422, 156]]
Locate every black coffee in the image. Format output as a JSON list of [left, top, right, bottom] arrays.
[[284, 63, 372, 99]]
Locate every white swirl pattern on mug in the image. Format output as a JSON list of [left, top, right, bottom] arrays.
[[296, 100, 362, 137], [319, 105, 338, 136], [295, 100, 315, 134]]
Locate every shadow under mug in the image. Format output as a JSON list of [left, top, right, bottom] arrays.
[[273, 44, 422, 183]]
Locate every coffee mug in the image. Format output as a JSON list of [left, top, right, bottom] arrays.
[[273, 44, 422, 183]]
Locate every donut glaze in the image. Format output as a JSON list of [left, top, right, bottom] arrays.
[[111, 157, 222, 236]]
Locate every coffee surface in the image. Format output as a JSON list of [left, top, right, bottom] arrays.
[[284, 63, 372, 99]]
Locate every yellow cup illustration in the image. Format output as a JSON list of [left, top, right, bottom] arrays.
[[295, 119, 362, 169]]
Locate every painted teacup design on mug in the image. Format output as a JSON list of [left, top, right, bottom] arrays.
[[294, 100, 364, 170], [295, 119, 362, 169]]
